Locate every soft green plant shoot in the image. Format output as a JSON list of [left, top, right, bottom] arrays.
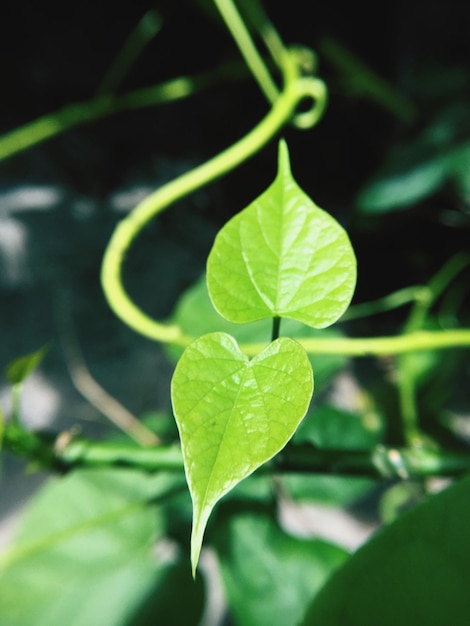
[[4, 346, 49, 426], [172, 140, 357, 575], [4, 346, 49, 386]]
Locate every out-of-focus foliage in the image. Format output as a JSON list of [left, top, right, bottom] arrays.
[[303, 476, 470, 625], [0, 0, 469, 624]]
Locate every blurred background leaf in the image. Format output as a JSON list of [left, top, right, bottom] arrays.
[[303, 475, 470, 626], [282, 404, 384, 507], [0, 468, 204, 626], [5, 346, 49, 386], [213, 504, 349, 626]]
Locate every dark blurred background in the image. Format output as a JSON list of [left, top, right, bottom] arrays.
[[2, 0, 469, 288], [0, 0, 469, 540]]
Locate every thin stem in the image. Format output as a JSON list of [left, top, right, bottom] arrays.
[[10, 384, 22, 426], [397, 253, 470, 446], [213, 0, 280, 103], [56, 295, 160, 447], [276, 443, 470, 479], [407, 253, 470, 332], [318, 36, 416, 123], [214, 0, 323, 130], [343, 286, 430, 321], [251, 6, 291, 70], [96, 10, 162, 96], [101, 51, 326, 343], [0, 62, 248, 163], [271, 316, 281, 341], [4, 423, 470, 479], [0, 405, 4, 448], [240, 328, 470, 357]]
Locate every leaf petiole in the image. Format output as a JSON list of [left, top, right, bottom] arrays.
[[272, 316, 281, 341]]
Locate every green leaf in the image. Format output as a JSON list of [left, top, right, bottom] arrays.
[[214, 506, 349, 626], [293, 404, 383, 449], [171, 331, 313, 575], [355, 104, 470, 213], [356, 156, 449, 213], [0, 468, 191, 626], [207, 140, 356, 328], [302, 476, 470, 625], [5, 346, 49, 385], [283, 404, 383, 506]]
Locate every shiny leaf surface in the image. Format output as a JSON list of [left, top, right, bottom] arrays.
[[171, 331, 313, 574], [207, 140, 356, 328]]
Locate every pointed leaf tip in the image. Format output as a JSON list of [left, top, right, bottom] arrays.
[[5, 345, 49, 385], [277, 138, 291, 177]]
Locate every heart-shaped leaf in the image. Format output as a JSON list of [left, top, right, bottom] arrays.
[[207, 140, 356, 328], [171, 332, 313, 575]]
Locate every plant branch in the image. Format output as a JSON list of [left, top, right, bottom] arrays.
[[0, 61, 249, 163], [213, 0, 280, 103], [101, 49, 326, 343], [96, 10, 162, 96], [4, 422, 470, 479], [397, 253, 470, 446], [56, 295, 160, 447], [343, 286, 430, 320], [240, 328, 470, 356], [272, 316, 281, 341], [276, 444, 470, 479]]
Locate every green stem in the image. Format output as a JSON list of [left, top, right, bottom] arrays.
[[101, 51, 326, 343], [10, 384, 22, 426], [4, 423, 470, 479], [397, 254, 470, 447], [221, 0, 323, 129], [240, 328, 470, 357], [96, 10, 162, 96], [241, 1, 293, 70], [343, 286, 430, 321], [277, 443, 470, 479], [319, 36, 416, 123], [214, 0, 280, 103], [271, 317, 281, 341], [405, 253, 470, 333], [4, 423, 65, 471], [0, 62, 248, 163]]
